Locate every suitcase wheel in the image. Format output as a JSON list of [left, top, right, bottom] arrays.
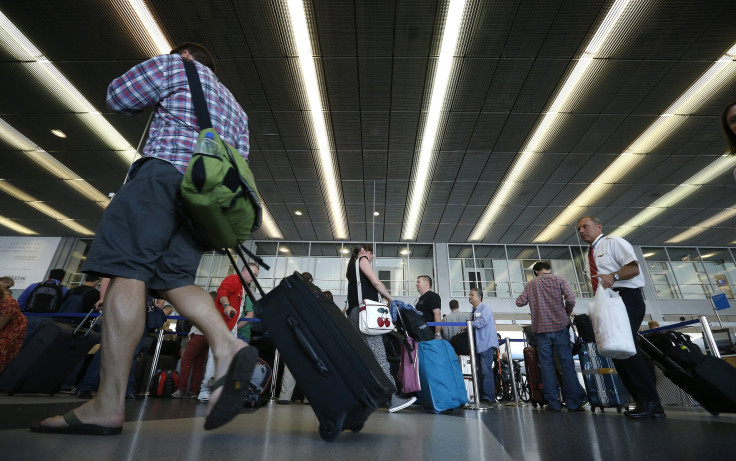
[[590, 406, 596, 413], [319, 421, 340, 442], [349, 422, 364, 433], [616, 407, 622, 414], [531, 402, 538, 408]]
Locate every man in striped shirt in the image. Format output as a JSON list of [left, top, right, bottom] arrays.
[[32, 43, 257, 435], [516, 261, 586, 412]]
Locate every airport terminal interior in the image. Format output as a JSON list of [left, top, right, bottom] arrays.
[[1, 0, 736, 459]]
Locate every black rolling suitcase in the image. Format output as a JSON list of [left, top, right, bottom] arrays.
[[0, 314, 100, 395], [638, 330, 736, 416], [255, 272, 395, 441]]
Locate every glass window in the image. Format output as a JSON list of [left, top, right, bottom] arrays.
[[699, 248, 736, 299], [642, 247, 679, 299], [571, 246, 593, 298], [538, 246, 580, 297], [448, 245, 476, 298], [506, 246, 539, 296], [407, 244, 435, 297], [666, 247, 710, 299], [375, 244, 409, 297], [474, 246, 509, 298], [310, 243, 349, 294]]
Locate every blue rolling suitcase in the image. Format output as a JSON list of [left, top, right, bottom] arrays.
[[578, 341, 630, 413], [417, 339, 467, 413]]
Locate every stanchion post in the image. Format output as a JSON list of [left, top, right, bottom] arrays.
[[466, 320, 488, 411], [143, 329, 166, 398], [505, 337, 520, 404], [699, 315, 721, 358], [270, 349, 280, 402]]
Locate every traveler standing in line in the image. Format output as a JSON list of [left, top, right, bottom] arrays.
[[17, 268, 69, 312], [516, 261, 586, 412], [0, 285, 27, 374], [346, 243, 416, 412], [469, 287, 499, 408], [415, 275, 442, 339], [32, 42, 257, 435], [443, 299, 470, 339], [577, 216, 664, 419]]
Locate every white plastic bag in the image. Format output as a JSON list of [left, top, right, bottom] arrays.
[[588, 284, 636, 359]]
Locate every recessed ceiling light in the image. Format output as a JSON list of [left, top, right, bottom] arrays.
[[400, 249, 409, 255], [642, 252, 656, 258], [700, 253, 715, 259], [341, 248, 350, 254], [373, 211, 380, 216], [279, 247, 290, 253], [294, 209, 303, 216], [51, 129, 66, 138]]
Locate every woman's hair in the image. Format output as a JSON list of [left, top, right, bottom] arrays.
[[345, 243, 374, 278], [720, 100, 736, 156]]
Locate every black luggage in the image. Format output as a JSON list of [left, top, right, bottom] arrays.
[[0, 319, 99, 395], [256, 272, 395, 442], [638, 331, 736, 416]]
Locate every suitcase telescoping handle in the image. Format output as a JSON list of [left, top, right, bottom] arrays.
[[224, 246, 268, 304], [286, 315, 330, 377], [636, 332, 686, 373], [73, 308, 101, 339]]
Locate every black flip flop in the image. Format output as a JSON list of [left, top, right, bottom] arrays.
[[30, 410, 123, 435], [204, 346, 258, 430]]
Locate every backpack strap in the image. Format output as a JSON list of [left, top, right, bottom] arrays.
[[182, 58, 212, 130]]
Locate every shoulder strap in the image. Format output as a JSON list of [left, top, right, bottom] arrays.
[[182, 58, 212, 130], [355, 258, 362, 304]]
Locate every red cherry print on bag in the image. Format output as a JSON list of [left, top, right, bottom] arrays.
[[377, 317, 384, 327], [385, 318, 391, 327]]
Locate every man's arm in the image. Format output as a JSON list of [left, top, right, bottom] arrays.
[[515, 287, 529, 307], [561, 279, 576, 314], [599, 261, 640, 289], [107, 54, 169, 114], [17, 284, 35, 311]]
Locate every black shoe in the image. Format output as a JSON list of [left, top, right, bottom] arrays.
[[77, 390, 93, 399], [544, 405, 561, 412], [625, 401, 666, 419]]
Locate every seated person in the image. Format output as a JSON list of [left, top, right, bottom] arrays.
[[0, 286, 28, 374]]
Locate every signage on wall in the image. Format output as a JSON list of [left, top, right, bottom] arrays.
[[0, 237, 62, 290]]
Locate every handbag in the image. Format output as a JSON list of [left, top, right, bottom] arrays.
[[398, 337, 421, 393], [588, 283, 636, 359], [355, 259, 392, 335]]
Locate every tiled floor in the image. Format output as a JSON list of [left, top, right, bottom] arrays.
[[0, 394, 733, 461]]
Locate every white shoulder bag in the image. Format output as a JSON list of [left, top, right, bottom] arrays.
[[356, 258, 392, 335]]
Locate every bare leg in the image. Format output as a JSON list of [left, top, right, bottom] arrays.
[[39, 277, 146, 428], [160, 284, 247, 416]]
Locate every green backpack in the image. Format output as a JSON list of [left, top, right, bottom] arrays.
[[179, 59, 261, 250]]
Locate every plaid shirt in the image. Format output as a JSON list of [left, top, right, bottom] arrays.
[[107, 54, 249, 174], [516, 273, 576, 334]]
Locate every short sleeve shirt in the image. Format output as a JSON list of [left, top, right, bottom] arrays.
[[415, 291, 441, 324], [590, 235, 646, 289]]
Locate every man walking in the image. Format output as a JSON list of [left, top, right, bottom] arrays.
[[516, 261, 586, 412], [577, 216, 664, 419], [32, 43, 258, 435]]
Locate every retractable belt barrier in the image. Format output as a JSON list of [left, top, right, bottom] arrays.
[[639, 316, 721, 358]]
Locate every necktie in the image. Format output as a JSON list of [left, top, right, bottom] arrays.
[[588, 245, 598, 293]]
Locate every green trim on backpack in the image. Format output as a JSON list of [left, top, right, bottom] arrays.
[[180, 128, 262, 250]]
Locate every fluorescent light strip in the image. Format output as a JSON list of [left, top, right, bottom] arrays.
[[665, 205, 736, 244], [258, 194, 284, 240], [0, 10, 140, 165], [0, 215, 36, 235], [0, 182, 94, 235], [126, 0, 171, 55], [535, 39, 736, 243], [612, 153, 736, 237], [402, 0, 467, 240], [286, 0, 347, 239], [469, 0, 630, 241], [0, 117, 110, 206]]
